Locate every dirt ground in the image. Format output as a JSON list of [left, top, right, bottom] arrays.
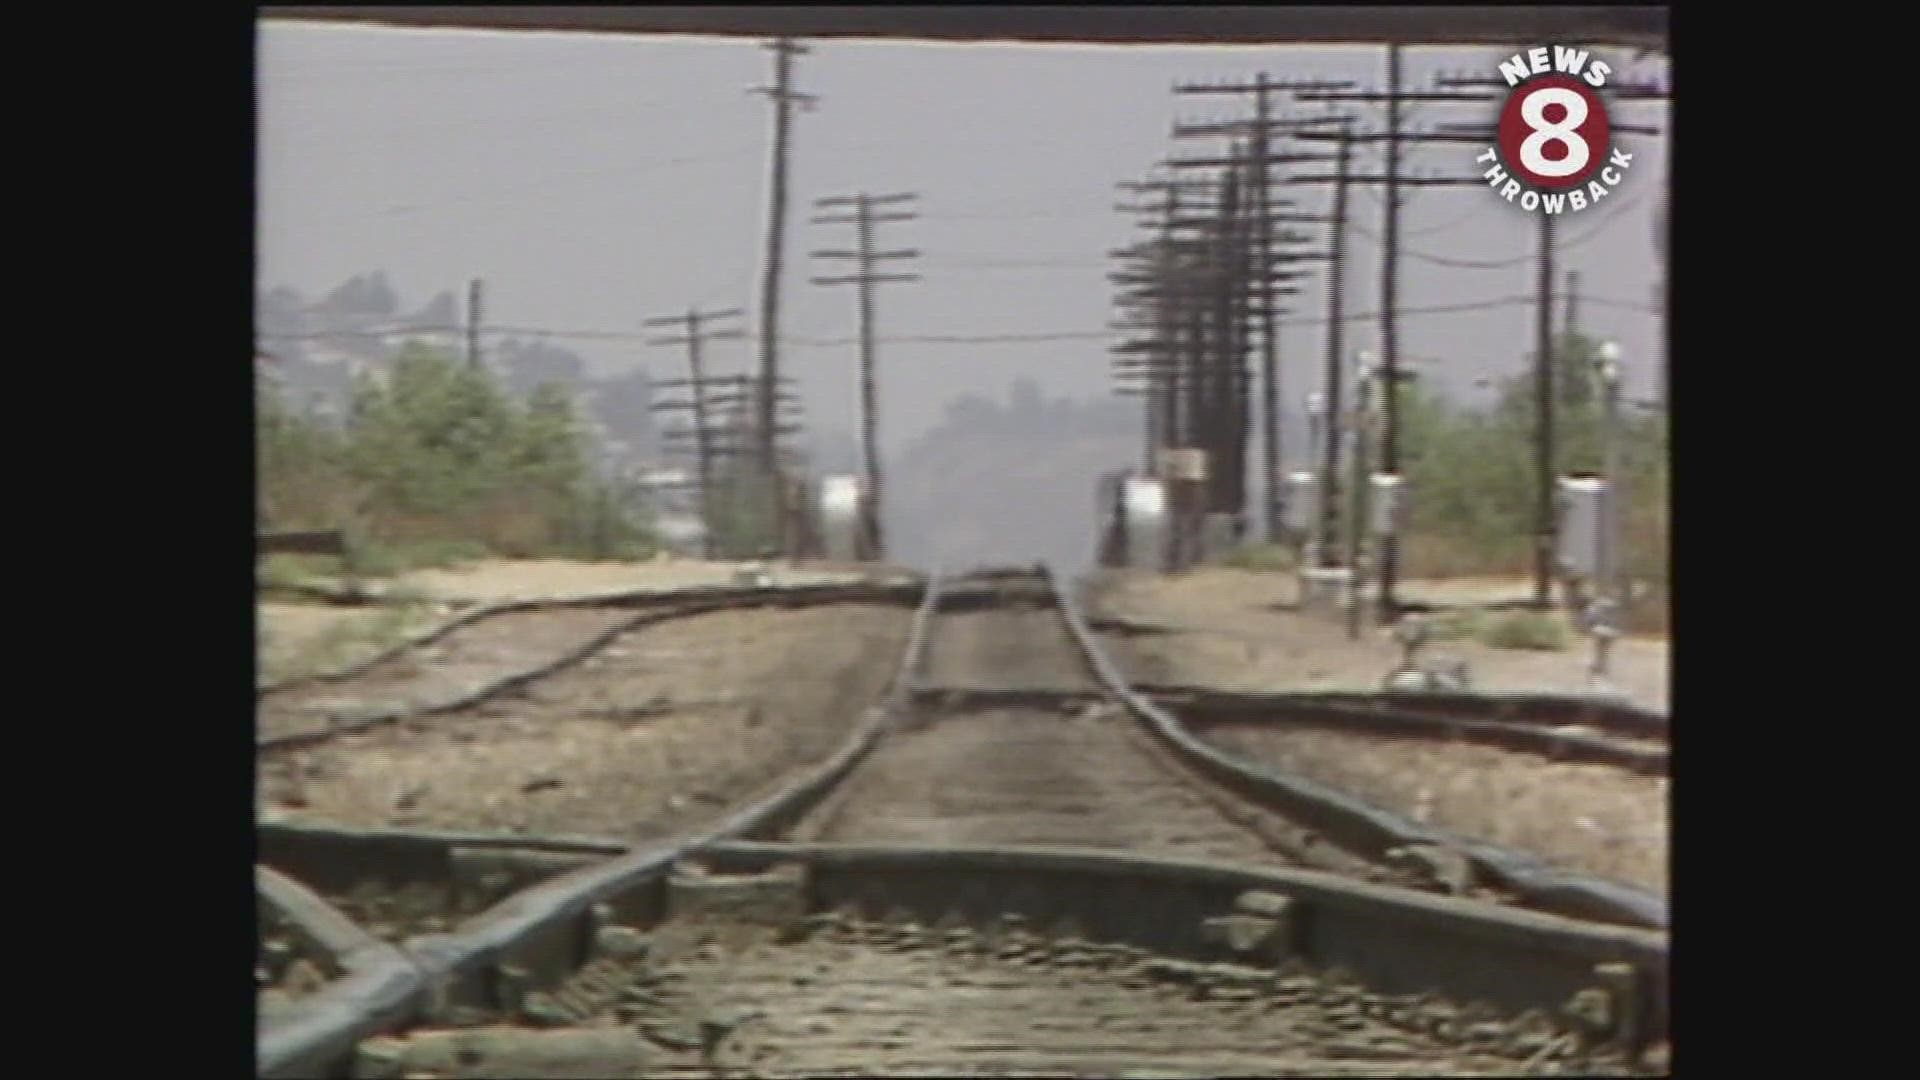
[[372, 556, 907, 605], [1199, 722, 1667, 894], [258, 602, 447, 684], [259, 606, 637, 741], [258, 556, 911, 690], [257, 603, 912, 838], [1085, 569, 1670, 714]]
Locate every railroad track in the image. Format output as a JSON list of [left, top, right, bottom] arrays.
[[786, 568, 1405, 885], [257, 563, 1670, 1077], [1142, 685, 1668, 766]]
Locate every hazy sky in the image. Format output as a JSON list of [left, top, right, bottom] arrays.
[[256, 21, 1669, 459]]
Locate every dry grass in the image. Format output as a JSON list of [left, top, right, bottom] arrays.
[[1218, 543, 1297, 573], [259, 604, 913, 837], [1088, 567, 1669, 712], [388, 557, 890, 604], [1397, 533, 1532, 581], [257, 602, 440, 684], [1476, 610, 1571, 651], [1205, 723, 1668, 893]]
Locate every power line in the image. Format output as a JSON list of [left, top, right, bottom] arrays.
[[921, 258, 1106, 271], [1345, 193, 1652, 269], [261, 294, 1643, 350], [917, 208, 1112, 223], [1402, 205, 1486, 237]]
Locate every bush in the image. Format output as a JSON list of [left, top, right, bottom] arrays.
[[1384, 330, 1668, 590], [1477, 610, 1572, 651], [1397, 534, 1531, 581], [258, 343, 657, 565]]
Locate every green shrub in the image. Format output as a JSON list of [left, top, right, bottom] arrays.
[[258, 343, 658, 565], [1382, 330, 1668, 587]]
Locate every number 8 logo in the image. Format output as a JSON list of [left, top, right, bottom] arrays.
[[1496, 73, 1610, 191], [1518, 86, 1589, 178]]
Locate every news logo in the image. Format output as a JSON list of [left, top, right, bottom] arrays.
[[1475, 46, 1632, 215]]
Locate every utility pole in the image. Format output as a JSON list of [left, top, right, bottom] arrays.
[[652, 373, 805, 557], [1111, 175, 1206, 470], [750, 37, 815, 537], [644, 308, 746, 558], [1171, 78, 1350, 542], [1114, 155, 1321, 563], [1565, 270, 1582, 338], [1253, 81, 1281, 541], [1535, 210, 1557, 609], [1323, 123, 1352, 567], [812, 192, 920, 561], [1447, 72, 1672, 412], [1292, 71, 1502, 609], [466, 278, 483, 369], [1655, 156, 1670, 415], [1377, 44, 1404, 621]]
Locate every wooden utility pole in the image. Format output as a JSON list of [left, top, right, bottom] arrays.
[[1432, 70, 1672, 555], [1294, 71, 1504, 609], [1377, 44, 1404, 618], [466, 278, 483, 369], [652, 373, 804, 557], [750, 37, 815, 531], [1171, 79, 1351, 541], [811, 192, 920, 561], [644, 308, 746, 557], [1111, 176, 1204, 467], [1253, 82, 1281, 540], [1322, 123, 1352, 566], [1535, 210, 1557, 609]]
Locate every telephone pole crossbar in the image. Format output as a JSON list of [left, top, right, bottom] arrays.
[[644, 306, 747, 558], [811, 191, 921, 561]]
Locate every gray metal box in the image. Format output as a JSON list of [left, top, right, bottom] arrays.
[[818, 474, 863, 562], [1283, 471, 1318, 533], [1121, 477, 1167, 570], [1555, 476, 1605, 577], [1369, 473, 1406, 537]]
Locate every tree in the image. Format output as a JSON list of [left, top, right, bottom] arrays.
[[257, 337, 658, 563]]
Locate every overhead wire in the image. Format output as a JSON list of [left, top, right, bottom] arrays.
[[257, 290, 1654, 355]]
